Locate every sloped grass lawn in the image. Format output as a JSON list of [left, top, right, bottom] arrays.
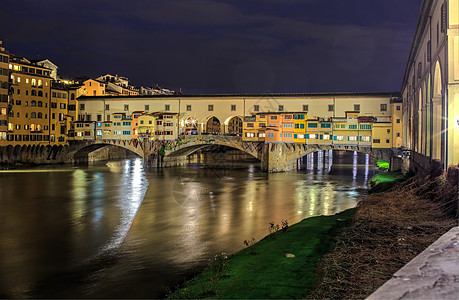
[[168, 209, 354, 299]]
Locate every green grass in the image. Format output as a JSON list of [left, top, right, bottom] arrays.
[[369, 171, 405, 186], [167, 209, 355, 299], [376, 159, 390, 170]]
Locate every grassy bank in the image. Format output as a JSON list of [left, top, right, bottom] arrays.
[[168, 209, 355, 299]]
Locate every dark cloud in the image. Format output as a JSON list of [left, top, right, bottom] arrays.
[[1, 0, 423, 93]]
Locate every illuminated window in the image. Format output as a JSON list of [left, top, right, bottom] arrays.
[[245, 132, 255, 138], [309, 134, 317, 139], [348, 136, 357, 141], [31, 79, 36, 87], [323, 134, 330, 140], [258, 133, 265, 137], [334, 135, 344, 141], [361, 136, 371, 142]]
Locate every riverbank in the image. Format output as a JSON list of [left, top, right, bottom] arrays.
[[167, 167, 458, 299], [167, 209, 355, 299]]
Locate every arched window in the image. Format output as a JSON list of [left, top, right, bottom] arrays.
[[31, 100, 36, 107], [31, 90, 37, 96], [38, 91, 43, 97], [71, 93, 75, 100], [37, 125, 41, 131], [37, 112, 42, 118], [37, 101, 43, 107], [31, 112, 37, 118], [38, 79, 43, 87], [10, 75, 15, 84], [31, 79, 36, 87]]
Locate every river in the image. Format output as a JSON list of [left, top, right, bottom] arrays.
[[0, 150, 378, 298]]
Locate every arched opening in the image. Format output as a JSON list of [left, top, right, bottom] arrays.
[[37, 101, 43, 107], [31, 100, 36, 107], [426, 74, 431, 156], [205, 116, 221, 134], [418, 87, 422, 153], [38, 91, 43, 97], [183, 117, 198, 135], [226, 116, 243, 136], [432, 61, 442, 160]]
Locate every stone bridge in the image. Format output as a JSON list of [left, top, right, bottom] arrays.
[[65, 135, 396, 172]]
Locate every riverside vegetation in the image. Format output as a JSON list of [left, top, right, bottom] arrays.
[[167, 165, 458, 299]]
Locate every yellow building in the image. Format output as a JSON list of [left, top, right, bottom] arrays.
[[7, 56, 52, 145], [372, 122, 393, 148], [242, 114, 266, 142], [50, 85, 70, 144], [0, 41, 9, 142], [138, 113, 156, 139], [391, 99, 402, 148], [357, 116, 375, 146], [74, 121, 95, 140], [80, 79, 106, 97], [293, 113, 306, 143]]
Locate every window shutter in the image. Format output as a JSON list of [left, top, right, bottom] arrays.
[[441, 3, 446, 33]]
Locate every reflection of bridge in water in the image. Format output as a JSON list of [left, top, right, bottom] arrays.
[[69, 135, 398, 172]]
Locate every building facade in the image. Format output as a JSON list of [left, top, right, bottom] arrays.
[[402, 0, 459, 169]]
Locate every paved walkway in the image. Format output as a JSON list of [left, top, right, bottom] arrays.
[[368, 226, 459, 299]]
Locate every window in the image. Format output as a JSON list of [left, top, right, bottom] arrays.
[[309, 134, 317, 139], [396, 119, 400, 124], [374, 139, 380, 143], [270, 116, 277, 120], [328, 104, 334, 112], [208, 105, 214, 111], [31, 112, 36, 118], [253, 105, 259, 112], [334, 135, 344, 141], [267, 132, 274, 138], [60, 103, 66, 109], [380, 104, 387, 111], [187, 105, 192, 111], [320, 123, 331, 128], [245, 132, 255, 138], [15, 124, 20, 130], [354, 104, 360, 111], [396, 105, 401, 111], [230, 104, 236, 111], [349, 125, 357, 129], [307, 123, 318, 128], [38, 101, 43, 107], [259, 123, 266, 127], [283, 133, 292, 138], [38, 91, 43, 97], [37, 112, 42, 118], [397, 133, 400, 137], [165, 104, 170, 111], [31, 90, 37, 96], [97, 115, 102, 122], [51, 102, 57, 108], [105, 104, 110, 110], [140, 120, 144, 124], [52, 113, 55, 119], [80, 104, 85, 110], [259, 133, 265, 137], [247, 123, 254, 127], [386, 139, 390, 143], [360, 124, 372, 130], [361, 136, 371, 142], [303, 104, 308, 112], [348, 136, 357, 141], [124, 104, 129, 111], [387, 129, 390, 134], [278, 105, 284, 112]]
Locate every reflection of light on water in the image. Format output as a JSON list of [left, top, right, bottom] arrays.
[[352, 151, 358, 186], [72, 169, 87, 226], [364, 154, 370, 186], [104, 158, 148, 251]]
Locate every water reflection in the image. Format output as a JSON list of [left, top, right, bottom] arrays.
[[0, 151, 378, 298]]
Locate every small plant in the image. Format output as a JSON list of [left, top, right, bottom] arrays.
[[281, 219, 289, 232], [209, 253, 228, 278], [268, 221, 281, 238], [243, 237, 257, 254]]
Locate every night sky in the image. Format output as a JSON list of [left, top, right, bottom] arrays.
[[2, 0, 423, 94]]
